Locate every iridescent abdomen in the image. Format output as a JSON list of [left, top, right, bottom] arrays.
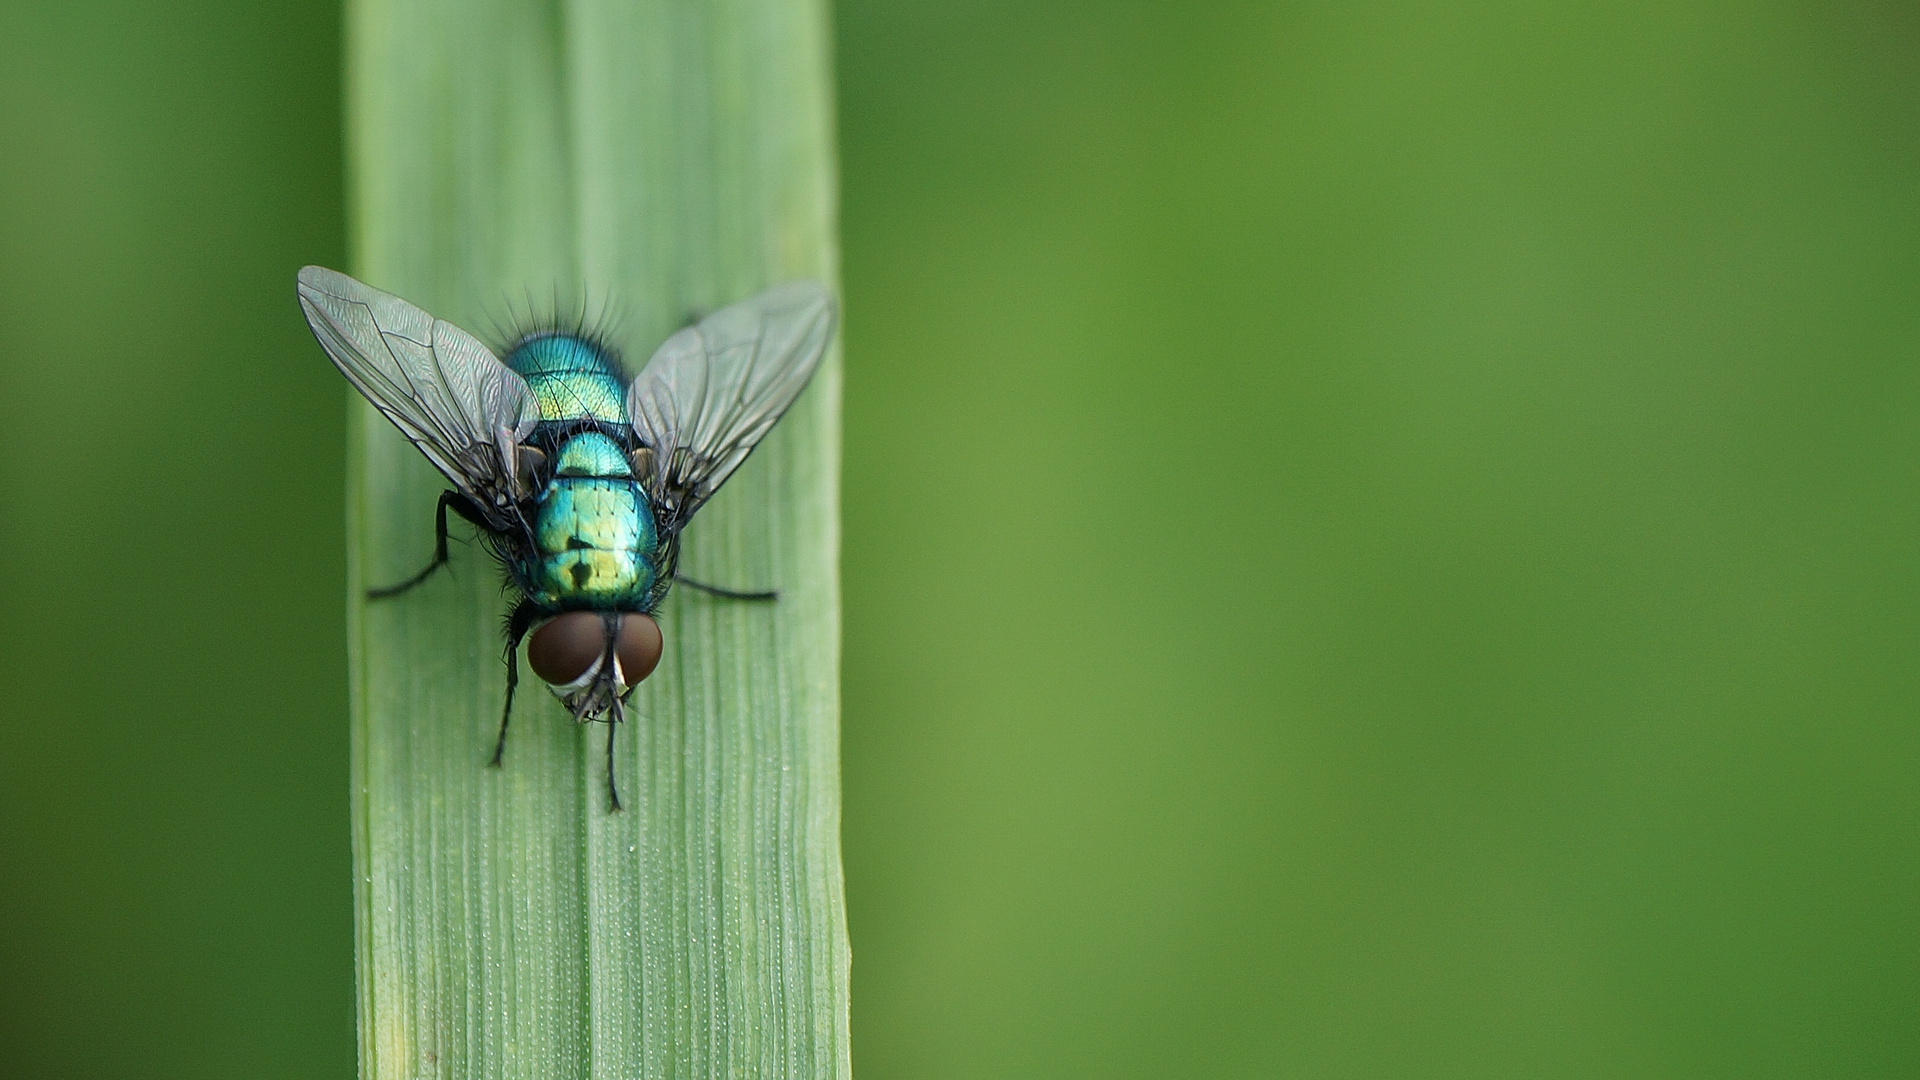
[[505, 334, 662, 609], [509, 334, 629, 423], [532, 474, 657, 606]]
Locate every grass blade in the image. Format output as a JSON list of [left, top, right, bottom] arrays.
[[342, 2, 845, 1078]]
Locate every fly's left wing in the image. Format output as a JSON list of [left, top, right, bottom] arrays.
[[297, 266, 539, 524], [626, 281, 837, 530]]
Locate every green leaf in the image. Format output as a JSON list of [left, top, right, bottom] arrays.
[[341, 1, 846, 1077]]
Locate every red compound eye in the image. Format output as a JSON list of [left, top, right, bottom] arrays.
[[527, 612, 606, 685], [526, 612, 663, 688], [615, 614, 663, 686]]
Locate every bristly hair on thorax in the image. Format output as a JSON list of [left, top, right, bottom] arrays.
[[483, 283, 633, 377]]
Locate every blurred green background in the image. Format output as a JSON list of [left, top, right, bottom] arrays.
[[2, 0, 1916, 1077]]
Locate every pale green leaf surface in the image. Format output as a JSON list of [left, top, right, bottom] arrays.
[[342, 2, 845, 1077]]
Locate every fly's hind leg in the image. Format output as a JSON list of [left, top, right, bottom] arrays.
[[493, 599, 543, 767], [675, 575, 779, 601], [367, 490, 488, 599]]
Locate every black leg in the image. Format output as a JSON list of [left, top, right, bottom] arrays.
[[367, 490, 488, 599], [675, 575, 778, 601], [605, 696, 623, 812], [493, 599, 542, 767], [600, 620, 624, 811]]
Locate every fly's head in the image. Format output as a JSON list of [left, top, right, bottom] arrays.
[[526, 610, 663, 719]]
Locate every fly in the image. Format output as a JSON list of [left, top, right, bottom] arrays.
[[297, 266, 836, 809]]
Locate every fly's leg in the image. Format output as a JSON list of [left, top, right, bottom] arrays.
[[675, 575, 778, 601], [597, 620, 624, 811], [367, 490, 487, 599], [605, 694, 624, 812], [493, 599, 542, 767]]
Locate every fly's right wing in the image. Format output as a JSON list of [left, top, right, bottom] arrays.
[[297, 266, 539, 523], [625, 281, 836, 530]]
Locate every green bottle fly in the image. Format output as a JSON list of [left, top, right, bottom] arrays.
[[297, 267, 836, 808]]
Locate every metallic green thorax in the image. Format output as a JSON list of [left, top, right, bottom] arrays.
[[506, 334, 660, 609]]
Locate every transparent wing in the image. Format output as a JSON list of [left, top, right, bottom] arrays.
[[297, 266, 539, 520], [626, 281, 836, 527]]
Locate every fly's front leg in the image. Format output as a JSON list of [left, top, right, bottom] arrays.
[[605, 694, 624, 813], [675, 575, 779, 601], [367, 490, 487, 599], [493, 599, 542, 767], [597, 623, 624, 812]]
